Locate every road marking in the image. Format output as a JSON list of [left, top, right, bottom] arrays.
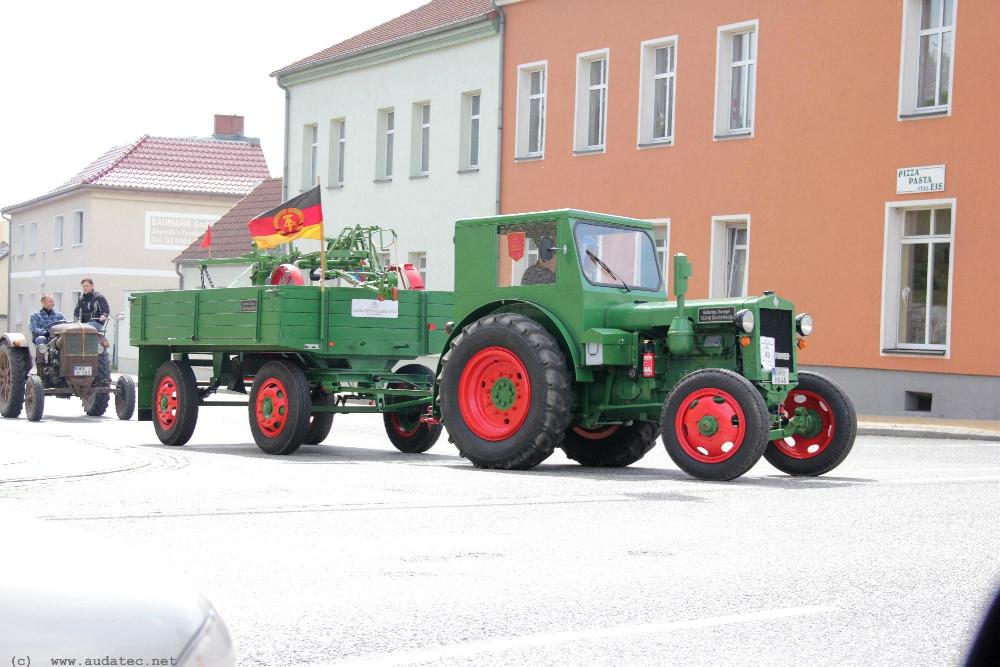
[[326, 606, 833, 666]]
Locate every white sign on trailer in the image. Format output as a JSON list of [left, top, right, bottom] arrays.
[[896, 165, 945, 194], [351, 299, 399, 319]]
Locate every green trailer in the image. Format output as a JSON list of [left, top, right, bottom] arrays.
[[132, 211, 856, 481]]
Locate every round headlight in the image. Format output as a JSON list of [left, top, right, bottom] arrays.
[[734, 309, 755, 334], [37, 343, 49, 355], [796, 313, 814, 336]]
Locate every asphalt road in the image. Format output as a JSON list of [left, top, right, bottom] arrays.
[[2, 397, 998, 666]]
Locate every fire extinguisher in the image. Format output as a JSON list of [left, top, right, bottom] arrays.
[[641, 341, 655, 378]]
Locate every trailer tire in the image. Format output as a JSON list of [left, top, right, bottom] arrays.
[[661, 368, 770, 481], [561, 421, 660, 467], [764, 371, 857, 476], [249, 361, 311, 455], [82, 354, 112, 417], [304, 391, 334, 445], [440, 313, 572, 470], [24, 375, 45, 422], [0, 340, 30, 419], [152, 361, 199, 446], [383, 364, 441, 454], [115, 375, 136, 421]]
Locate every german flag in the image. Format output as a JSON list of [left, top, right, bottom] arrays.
[[247, 186, 323, 250]]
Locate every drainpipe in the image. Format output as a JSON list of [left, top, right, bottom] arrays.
[[1, 211, 11, 331], [276, 79, 291, 202], [494, 5, 506, 215]]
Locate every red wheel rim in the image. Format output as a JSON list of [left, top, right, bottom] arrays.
[[772, 390, 835, 459], [572, 425, 621, 440], [674, 388, 746, 464], [255, 377, 289, 438], [458, 346, 531, 441], [389, 413, 420, 437], [155, 376, 179, 431]]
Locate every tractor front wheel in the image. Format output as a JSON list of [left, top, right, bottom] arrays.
[[561, 421, 660, 467], [152, 361, 199, 446], [765, 371, 856, 476], [24, 375, 45, 422], [249, 361, 312, 455], [440, 313, 572, 470], [661, 369, 770, 481], [82, 353, 112, 416], [0, 341, 30, 419], [115, 375, 137, 421]]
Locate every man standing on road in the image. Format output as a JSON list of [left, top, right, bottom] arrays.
[[74, 278, 110, 331], [30, 294, 66, 346]]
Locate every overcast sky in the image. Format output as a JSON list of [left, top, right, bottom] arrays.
[[0, 0, 426, 208]]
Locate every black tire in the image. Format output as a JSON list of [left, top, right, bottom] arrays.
[[303, 390, 334, 445], [440, 313, 572, 470], [383, 363, 442, 454], [24, 375, 45, 422], [248, 361, 311, 455], [82, 353, 111, 416], [152, 361, 199, 446], [0, 341, 30, 419], [115, 375, 137, 421], [661, 369, 771, 481], [764, 371, 857, 476], [562, 421, 660, 467]]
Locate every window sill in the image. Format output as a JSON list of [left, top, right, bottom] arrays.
[[714, 130, 753, 140], [373, 177, 392, 184], [457, 167, 480, 174], [637, 139, 673, 150], [326, 184, 344, 190], [514, 154, 543, 162], [573, 147, 605, 156], [409, 174, 429, 180], [899, 108, 950, 120], [881, 347, 948, 357]]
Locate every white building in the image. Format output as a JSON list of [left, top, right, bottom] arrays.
[[272, 0, 501, 290]]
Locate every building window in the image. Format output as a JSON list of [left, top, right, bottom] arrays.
[[882, 201, 954, 353], [714, 21, 758, 138], [27, 292, 36, 328], [329, 119, 346, 186], [638, 38, 677, 146], [899, 0, 956, 117], [412, 103, 431, 176], [71, 291, 82, 310], [28, 222, 38, 255], [72, 211, 84, 246], [302, 123, 319, 189], [376, 109, 395, 180], [648, 219, 671, 293], [16, 293, 23, 325], [574, 49, 609, 152], [461, 92, 482, 170], [53, 215, 64, 250], [515, 62, 547, 159], [710, 216, 750, 298], [409, 252, 427, 285], [14, 224, 24, 256], [53, 292, 63, 313]]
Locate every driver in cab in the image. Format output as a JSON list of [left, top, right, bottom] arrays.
[[30, 294, 66, 347]]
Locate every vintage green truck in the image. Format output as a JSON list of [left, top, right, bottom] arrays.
[[130, 210, 855, 481]]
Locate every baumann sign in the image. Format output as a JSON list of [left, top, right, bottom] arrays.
[[896, 165, 945, 195]]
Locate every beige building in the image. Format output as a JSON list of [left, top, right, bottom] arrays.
[[1, 116, 270, 367]]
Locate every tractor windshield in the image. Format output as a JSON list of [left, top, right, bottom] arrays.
[[574, 221, 661, 291]]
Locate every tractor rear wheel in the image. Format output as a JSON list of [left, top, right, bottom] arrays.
[[249, 361, 311, 455], [115, 375, 137, 421], [561, 421, 660, 467], [383, 364, 442, 454], [661, 369, 770, 481], [764, 371, 856, 476], [440, 313, 572, 470], [82, 353, 112, 416], [0, 341, 30, 419], [152, 361, 199, 446], [24, 375, 45, 422]]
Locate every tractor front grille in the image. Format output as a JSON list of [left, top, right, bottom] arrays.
[[759, 308, 793, 369]]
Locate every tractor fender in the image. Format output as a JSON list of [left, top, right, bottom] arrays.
[[438, 300, 591, 382], [1, 333, 29, 349]]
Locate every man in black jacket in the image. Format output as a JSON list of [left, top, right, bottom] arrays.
[[74, 278, 110, 331]]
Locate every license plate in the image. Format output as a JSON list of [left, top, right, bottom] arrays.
[[73, 365, 93, 377], [771, 367, 789, 385]]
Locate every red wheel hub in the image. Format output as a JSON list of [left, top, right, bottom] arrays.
[[155, 377, 179, 431], [255, 378, 289, 438], [389, 414, 420, 437], [572, 425, 621, 440], [674, 388, 746, 464], [772, 390, 835, 459], [458, 346, 531, 441]]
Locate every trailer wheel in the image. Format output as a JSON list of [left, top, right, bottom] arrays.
[[82, 353, 112, 416], [152, 361, 199, 447], [440, 313, 572, 470], [384, 364, 442, 454], [0, 340, 30, 419], [303, 390, 334, 445], [661, 369, 770, 481], [249, 361, 311, 455], [561, 421, 660, 467], [765, 371, 856, 476], [115, 375, 137, 421], [24, 375, 45, 422]]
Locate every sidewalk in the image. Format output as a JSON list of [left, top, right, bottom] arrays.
[[858, 415, 1000, 442]]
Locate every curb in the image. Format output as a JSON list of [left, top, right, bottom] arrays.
[[858, 426, 1000, 442]]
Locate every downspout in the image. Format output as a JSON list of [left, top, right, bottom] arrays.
[[1, 212, 11, 330], [494, 5, 506, 215], [276, 77, 291, 202]]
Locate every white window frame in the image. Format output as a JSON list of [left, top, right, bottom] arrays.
[[27, 222, 38, 255], [15, 224, 24, 256], [708, 215, 751, 298], [460, 91, 482, 171], [302, 123, 319, 189], [880, 198, 956, 357], [515, 61, 548, 160], [573, 48, 610, 154], [376, 108, 395, 180], [72, 210, 85, 246], [898, 0, 958, 119], [412, 102, 431, 177], [713, 20, 759, 140], [648, 218, 671, 294], [53, 291, 63, 313], [328, 118, 346, 187], [53, 215, 64, 250], [637, 37, 678, 148]]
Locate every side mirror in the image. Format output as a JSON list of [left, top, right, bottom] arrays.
[[537, 237, 556, 262]]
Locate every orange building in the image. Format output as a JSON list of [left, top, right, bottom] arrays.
[[496, 0, 998, 419]]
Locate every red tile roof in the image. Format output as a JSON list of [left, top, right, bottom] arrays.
[[3, 135, 270, 212], [174, 177, 284, 262], [273, 0, 496, 76]]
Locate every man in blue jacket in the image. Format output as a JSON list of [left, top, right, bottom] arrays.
[[30, 294, 66, 346]]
